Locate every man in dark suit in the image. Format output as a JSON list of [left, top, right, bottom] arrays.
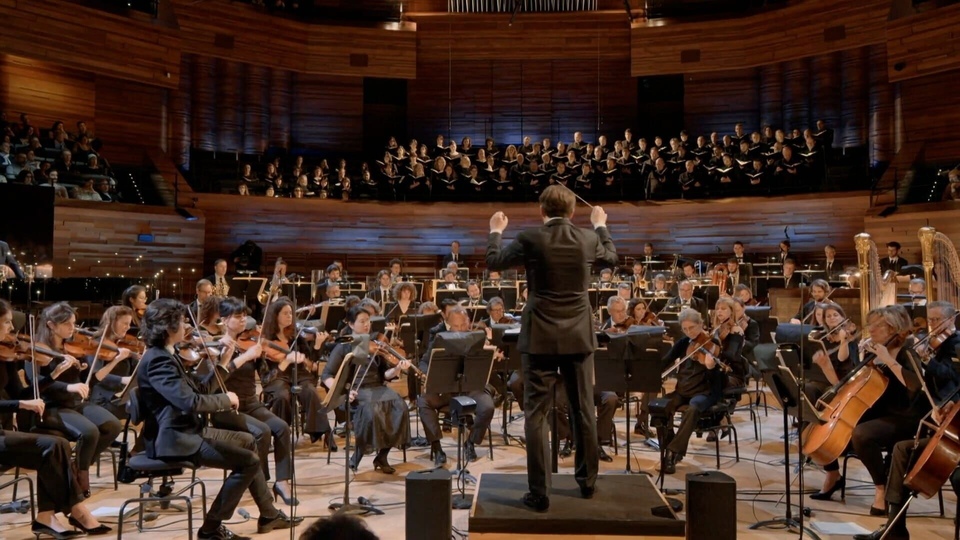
[[726, 258, 751, 291], [441, 240, 462, 267], [821, 244, 844, 282], [485, 185, 617, 511], [880, 241, 909, 274], [205, 258, 232, 298], [0, 240, 24, 279], [365, 270, 394, 310], [782, 258, 807, 289], [188, 278, 214, 321], [137, 299, 295, 540], [665, 280, 710, 321]]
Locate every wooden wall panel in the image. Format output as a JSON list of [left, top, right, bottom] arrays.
[[900, 68, 960, 163], [810, 53, 841, 131], [291, 74, 364, 151], [868, 45, 895, 164], [840, 47, 868, 148], [170, 0, 416, 79], [243, 64, 269, 155], [0, 0, 180, 87], [54, 201, 205, 278], [169, 55, 193, 168], [683, 69, 759, 138], [781, 58, 810, 132], [864, 202, 960, 263], [886, 2, 960, 83], [269, 69, 293, 150], [629, 0, 889, 76], [93, 77, 166, 163], [0, 54, 96, 136], [758, 63, 782, 131], [193, 192, 871, 276], [216, 59, 243, 152]]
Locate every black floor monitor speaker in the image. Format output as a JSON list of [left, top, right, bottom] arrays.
[[406, 469, 452, 540], [686, 471, 736, 540]]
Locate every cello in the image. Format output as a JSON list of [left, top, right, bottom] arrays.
[[802, 333, 905, 466]]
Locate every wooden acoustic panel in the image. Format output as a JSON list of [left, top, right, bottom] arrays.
[[864, 202, 960, 264], [629, 0, 889, 76], [54, 201, 205, 278], [886, 3, 960, 82], [0, 54, 96, 136], [899, 68, 960, 163], [192, 192, 871, 278], [170, 0, 416, 79], [0, 0, 180, 87]]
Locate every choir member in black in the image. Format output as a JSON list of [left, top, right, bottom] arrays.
[[646, 157, 669, 199], [811, 305, 926, 515], [26, 302, 122, 498], [492, 165, 515, 200], [437, 163, 459, 201], [657, 309, 726, 474], [384, 282, 418, 323], [121, 283, 148, 329], [678, 159, 704, 198], [85, 306, 138, 419], [779, 258, 805, 289], [855, 301, 960, 540], [0, 300, 112, 538], [814, 119, 834, 154], [799, 135, 825, 180], [601, 157, 621, 200], [260, 299, 334, 447], [775, 145, 802, 189], [744, 158, 769, 192], [323, 307, 411, 473], [880, 241, 909, 274], [417, 307, 495, 466], [403, 162, 430, 201], [791, 279, 831, 323], [714, 154, 739, 195], [524, 160, 545, 201], [208, 297, 299, 505]]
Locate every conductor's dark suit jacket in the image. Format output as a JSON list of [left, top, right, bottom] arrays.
[[137, 346, 232, 461], [485, 217, 618, 356]]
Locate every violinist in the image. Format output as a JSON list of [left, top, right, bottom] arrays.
[[260, 298, 334, 448], [484, 297, 517, 326], [196, 296, 223, 338], [732, 298, 760, 357], [657, 309, 724, 474], [383, 281, 419, 323], [136, 299, 298, 539], [189, 278, 214, 320], [791, 279, 830, 324], [26, 302, 122, 498], [616, 282, 632, 301], [462, 280, 488, 308], [651, 273, 671, 297], [121, 284, 148, 329], [86, 306, 139, 419], [629, 298, 663, 327], [855, 301, 960, 540], [323, 306, 411, 473], [712, 297, 747, 387], [418, 307, 495, 466], [735, 283, 758, 306], [665, 280, 709, 322], [601, 296, 635, 333], [0, 299, 113, 538], [208, 297, 300, 506], [811, 305, 926, 516]]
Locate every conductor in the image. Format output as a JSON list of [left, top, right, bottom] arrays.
[[485, 185, 618, 511]]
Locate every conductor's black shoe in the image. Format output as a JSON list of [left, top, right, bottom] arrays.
[[521, 492, 550, 512], [580, 485, 596, 499], [559, 441, 573, 458], [464, 441, 478, 462], [257, 510, 302, 533], [198, 525, 252, 540], [853, 525, 909, 540], [598, 446, 613, 463]]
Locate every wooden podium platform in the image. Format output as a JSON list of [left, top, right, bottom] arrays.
[[469, 473, 685, 539]]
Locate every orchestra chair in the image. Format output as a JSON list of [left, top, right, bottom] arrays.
[[0, 465, 36, 522], [116, 388, 208, 540], [436, 404, 494, 461], [839, 450, 944, 517], [680, 396, 741, 469]]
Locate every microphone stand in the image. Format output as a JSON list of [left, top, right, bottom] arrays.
[[288, 286, 301, 540]]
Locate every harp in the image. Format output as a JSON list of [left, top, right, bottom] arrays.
[[855, 233, 896, 328], [919, 226, 960, 305]]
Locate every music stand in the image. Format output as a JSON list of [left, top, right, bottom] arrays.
[[436, 288, 467, 306], [422, 331, 494, 509], [491, 324, 524, 446], [397, 312, 442, 445], [320, 303, 347, 334], [323, 336, 383, 516], [594, 327, 665, 473], [369, 316, 386, 338], [750, 364, 822, 540], [482, 286, 518, 310]]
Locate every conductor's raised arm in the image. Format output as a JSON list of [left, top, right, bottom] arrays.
[[589, 206, 618, 267], [486, 211, 525, 271]]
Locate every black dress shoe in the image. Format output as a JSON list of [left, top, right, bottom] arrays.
[[853, 525, 909, 540], [521, 492, 550, 512], [809, 477, 845, 501], [662, 451, 677, 475], [198, 525, 252, 540], [432, 448, 448, 467], [68, 515, 112, 535], [559, 440, 573, 458], [464, 441, 478, 462], [372, 454, 396, 474], [30, 521, 85, 539], [869, 506, 888, 517], [598, 446, 613, 463], [580, 486, 596, 499], [257, 510, 303, 534]]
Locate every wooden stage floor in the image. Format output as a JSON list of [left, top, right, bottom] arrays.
[[1, 391, 956, 539]]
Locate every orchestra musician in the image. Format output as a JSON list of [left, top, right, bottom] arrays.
[[0, 299, 113, 538], [196, 297, 224, 338], [462, 280, 487, 307], [383, 281, 419, 322], [665, 280, 709, 322], [732, 298, 760, 357], [190, 279, 214, 320], [810, 305, 926, 517], [322, 306, 412, 474], [656, 308, 727, 474], [601, 296, 635, 333], [26, 302, 123, 498], [136, 299, 298, 540], [418, 306, 495, 466], [726, 257, 750, 290], [121, 284, 148, 329], [880, 241, 909, 274], [85, 305, 139, 419], [821, 244, 843, 282], [781, 258, 806, 289], [366, 270, 394, 311], [734, 283, 758, 306], [260, 299, 334, 448], [855, 301, 960, 540], [388, 258, 403, 282], [791, 279, 830, 323], [484, 297, 517, 326], [616, 282, 632, 301], [207, 259, 232, 298], [209, 297, 302, 506], [651, 273, 671, 297], [628, 298, 663, 327]]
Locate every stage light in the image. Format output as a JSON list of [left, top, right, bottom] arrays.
[[176, 207, 198, 221]]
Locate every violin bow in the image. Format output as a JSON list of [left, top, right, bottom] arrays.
[[82, 329, 109, 396]]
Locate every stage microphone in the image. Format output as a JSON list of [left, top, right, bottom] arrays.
[[237, 508, 250, 520], [358, 496, 372, 505]]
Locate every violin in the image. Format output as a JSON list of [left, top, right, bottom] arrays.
[[0, 335, 30, 361], [604, 316, 636, 334], [661, 331, 727, 379], [636, 311, 663, 326], [371, 338, 423, 378], [913, 314, 959, 361]]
